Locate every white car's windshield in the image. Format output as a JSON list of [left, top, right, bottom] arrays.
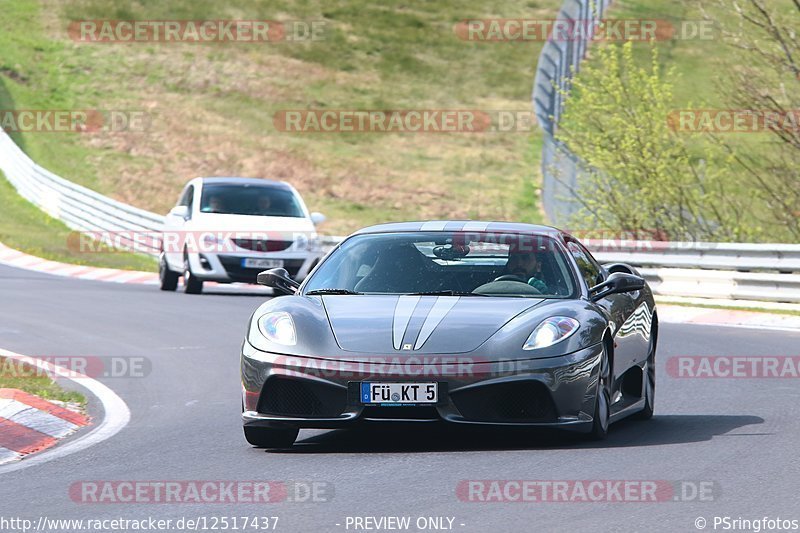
[[304, 232, 577, 298], [200, 184, 305, 217]]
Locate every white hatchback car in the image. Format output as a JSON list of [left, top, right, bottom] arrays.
[[159, 177, 326, 294]]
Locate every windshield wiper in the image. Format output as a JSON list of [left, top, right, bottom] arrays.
[[305, 288, 363, 295], [407, 290, 488, 296]]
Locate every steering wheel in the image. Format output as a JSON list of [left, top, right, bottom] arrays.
[[493, 274, 528, 283]]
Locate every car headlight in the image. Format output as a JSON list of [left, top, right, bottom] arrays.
[[523, 317, 580, 350], [257, 312, 297, 346]]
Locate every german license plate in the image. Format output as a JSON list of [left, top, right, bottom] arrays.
[[242, 258, 284, 269], [360, 382, 438, 405]]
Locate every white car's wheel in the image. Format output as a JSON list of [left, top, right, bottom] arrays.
[[159, 253, 179, 291], [183, 252, 204, 294]]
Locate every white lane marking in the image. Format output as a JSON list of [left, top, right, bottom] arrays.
[[0, 349, 131, 474], [419, 221, 448, 231], [392, 296, 420, 350], [461, 221, 491, 232], [414, 296, 460, 350]]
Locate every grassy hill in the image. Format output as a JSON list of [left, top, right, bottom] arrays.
[[0, 0, 557, 247]]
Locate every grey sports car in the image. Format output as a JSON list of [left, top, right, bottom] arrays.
[[241, 221, 658, 448]]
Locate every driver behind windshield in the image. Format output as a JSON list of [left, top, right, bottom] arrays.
[[504, 249, 549, 293]]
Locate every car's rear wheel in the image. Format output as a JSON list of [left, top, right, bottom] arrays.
[[159, 253, 179, 291], [183, 252, 204, 294], [634, 326, 657, 420], [243, 426, 298, 448], [587, 342, 611, 440]]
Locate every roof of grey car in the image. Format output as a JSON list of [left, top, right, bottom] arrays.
[[353, 221, 564, 236], [198, 177, 292, 189]]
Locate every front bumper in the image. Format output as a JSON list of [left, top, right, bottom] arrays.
[[187, 251, 320, 283], [241, 342, 604, 432]]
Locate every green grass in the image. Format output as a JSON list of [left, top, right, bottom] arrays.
[[0, 0, 556, 238], [0, 171, 156, 270], [0, 357, 86, 406]]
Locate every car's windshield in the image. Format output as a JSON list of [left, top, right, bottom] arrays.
[[199, 184, 305, 217], [303, 231, 577, 298]]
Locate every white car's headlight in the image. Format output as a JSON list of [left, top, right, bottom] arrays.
[[523, 317, 580, 350], [257, 312, 297, 346]]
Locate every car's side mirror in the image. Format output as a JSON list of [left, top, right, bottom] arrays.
[[589, 272, 645, 302], [257, 268, 300, 295], [310, 212, 326, 225], [168, 205, 190, 219]]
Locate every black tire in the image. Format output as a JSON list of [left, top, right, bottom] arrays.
[[634, 326, 657, 420], [158, 253, 179, 291], [243, 426, 298, 448], [587, 342, 611, 440], [183, 252, 204, 294]]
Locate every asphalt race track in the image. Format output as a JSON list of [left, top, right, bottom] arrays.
[[1, 262, 799, 532]]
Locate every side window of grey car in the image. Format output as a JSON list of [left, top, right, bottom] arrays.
[[567, 241, 603, 289]]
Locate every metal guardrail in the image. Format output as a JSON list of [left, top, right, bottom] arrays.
[[533, 0, 612, 225], [0, 130, 164, 254]]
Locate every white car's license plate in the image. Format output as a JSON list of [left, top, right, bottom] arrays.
[[241, 258, 285, 269], [360, 382, 438, 404]]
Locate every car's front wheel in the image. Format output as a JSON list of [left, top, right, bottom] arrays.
[[183, 252, 204, 294], [587, 342, 611, 440], [243, 426, 298, 448], [634, 326, 657, 420], [159, 253, 179, 291]]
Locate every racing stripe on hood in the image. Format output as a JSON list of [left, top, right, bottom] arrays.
[[392, 296, 421, 350], [413, 297, 460, 349]]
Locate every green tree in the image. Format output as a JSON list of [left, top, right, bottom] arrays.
[[555, 41, 752, 241]]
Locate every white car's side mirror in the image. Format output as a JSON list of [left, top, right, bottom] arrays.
[[169, 205, 190, 218], [310, 212, 326, 225]]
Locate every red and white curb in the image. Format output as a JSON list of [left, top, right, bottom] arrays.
[[0, 388, 89, 465], [0, 242, 157, 285], [0, 349, 130, 473]]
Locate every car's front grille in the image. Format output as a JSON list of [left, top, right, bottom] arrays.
[[232, 239, 294, 252], [258, 377, 345, 418], [450, 381, 558, 423]]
